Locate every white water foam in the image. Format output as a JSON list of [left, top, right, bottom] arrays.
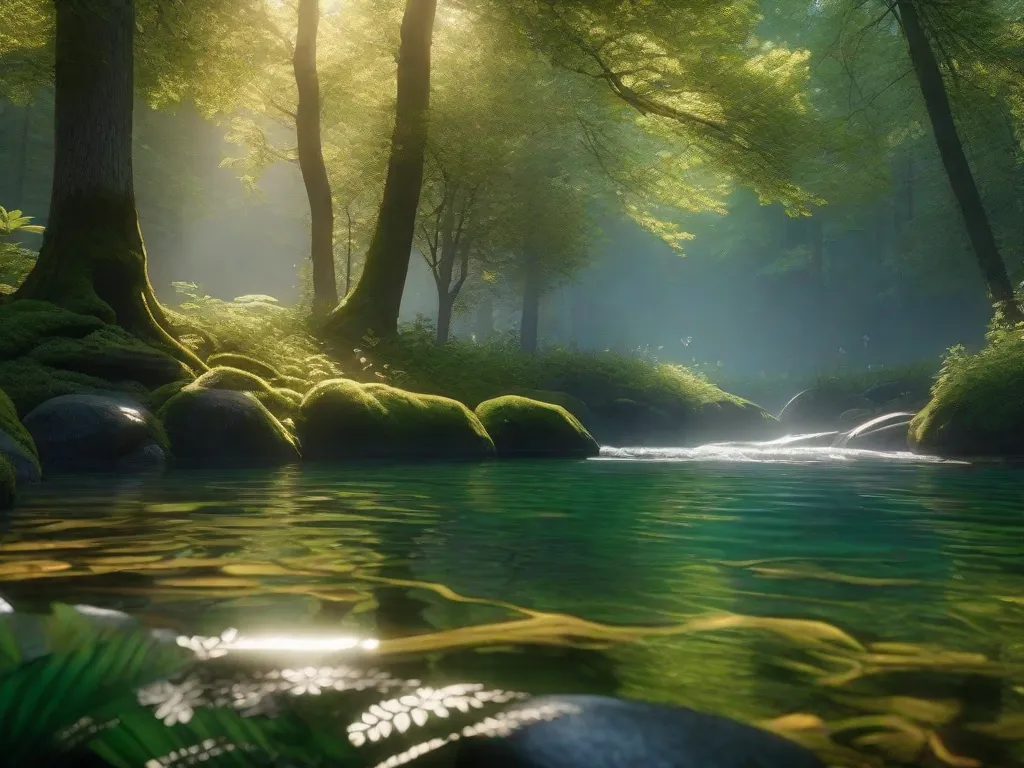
[[596, 434, 960, 465]]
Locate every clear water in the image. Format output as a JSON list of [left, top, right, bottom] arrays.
[[2, 449, 1024, 766]]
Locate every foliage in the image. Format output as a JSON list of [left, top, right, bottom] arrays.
[[169, 283, 343, 385], [909, 314, 1024, 455], [0, 205, 41, 293], [369, 319, 738, 410]]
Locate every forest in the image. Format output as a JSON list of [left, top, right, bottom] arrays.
[[3, 3, 1024, 767], [0, 0, 1023, 483]]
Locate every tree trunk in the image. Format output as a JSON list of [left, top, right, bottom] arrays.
[[436, 292, 454, 345], [474, 296, 493, 341], [520, 251, 541, 353], [14, 103, 32, 208], [808, 214, 827, 372], [14, 0, 201, 368], [294, 0, 338, 316], [345, 204, 354, 295], [324, 0, 437, 340], [896, 0, 1022, 323]]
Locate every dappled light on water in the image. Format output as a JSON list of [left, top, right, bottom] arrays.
[[1, 462, 1023, 766], [599, 436, 960, 464]]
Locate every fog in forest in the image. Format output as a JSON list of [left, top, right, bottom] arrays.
[[2, 1, 1018, 384]]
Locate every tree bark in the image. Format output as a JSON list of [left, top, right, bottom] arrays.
[[294, 0, 338, 315], [520, 251, 541, 353], [14, 103, 32, 208], [474, 295, 493, 341], [344, 204, 354, 295], [896, 0, 1023, 323], [14, 0, 202, 368], [324, 0, 437, 340]]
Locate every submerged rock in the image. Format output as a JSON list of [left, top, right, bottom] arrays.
[[23, 394, 166, 474], [0, 389, 40, 484], [298, 378, 494, 460], [475, 396, 600, 458], [453, 695, 825, 768], [779, 388, 874, 432], [159, 389, 300, 466]]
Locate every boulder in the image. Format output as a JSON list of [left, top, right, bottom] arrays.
[[205, 352, 281, 381], [778, 388, 875, 432], [475, 396, 600, 458], [0, 389, 40, 484], [186, 366, 299, 420], [158, 389, 300, 467], [590, 398, 676, 445], [22, 394, 167, 474], [453, 695, 825, 768], [297, 378, 494, 460], [497, 388, 595, 431]]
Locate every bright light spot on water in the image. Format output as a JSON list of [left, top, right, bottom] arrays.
[[176, 628, 378, 658], [597, 440, 963, 465]]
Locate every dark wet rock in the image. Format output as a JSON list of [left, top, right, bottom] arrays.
[[863, 381, 910, 404], [297, 379, 494, 460], [158, 389, 300, 467], [453, 695, 825, 768], [22, 394, 167, 474], [475, 396, 600, 458], [590, 398, 675, 445], [779, 388, 875, 432]]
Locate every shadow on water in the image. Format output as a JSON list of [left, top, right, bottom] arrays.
[[1, 445, 1024, 765]]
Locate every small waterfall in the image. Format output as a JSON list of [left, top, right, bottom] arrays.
[[597, 434, 956, 464]]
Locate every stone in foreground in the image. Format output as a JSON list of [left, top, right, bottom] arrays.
[[298, 379, 494, 460], [453, 695, 825, 768], [475, 396, 600, 458], [159, 388, 300, 466], [23, 394, 166, 474]]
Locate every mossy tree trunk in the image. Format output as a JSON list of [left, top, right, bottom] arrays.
[[14, 0, 202, 369], [520, 251, 541, 354], [896, 0, 1023, 324], [294, 0, 339, 316], [323, 0, 438, 341]]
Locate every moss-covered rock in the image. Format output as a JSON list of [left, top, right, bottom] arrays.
[[0, 455, 15, 509], [475, 396, 600, 458], [908, 337, 1024, 457], [145, 380, 188, 412], [0, 389, 40, 483], [497, 388, 594, 430], [23, 394, 167, 474], [0, 357, 151, 417], [159, 388, 300, 466], [274, 374, 312, 392], [206, 352, 282, 380], [298, 378, 494, 460], [0, 299, 105, 360], [189, 366, 273, 394]]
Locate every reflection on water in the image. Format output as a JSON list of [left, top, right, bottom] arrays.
[[599, 437, 960, 463], [1, 457, 1024, 766]]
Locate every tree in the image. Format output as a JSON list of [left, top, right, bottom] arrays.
[[893, 0, 1023, 323], [323, 0, 438, 341], [12, 0, 200, 366], [294, 0, 339, 314]]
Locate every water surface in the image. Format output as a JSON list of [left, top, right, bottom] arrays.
[[2, 451, 1023, 766]]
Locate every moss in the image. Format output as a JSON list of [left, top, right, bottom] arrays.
[[158, 388, 300, 466], [274, 374, 312, 392], [0, 455, 14, 509], [145, 381, 188, 412], [0, 388, 38, 461], [497, 388, 594, 429], [28, 326, 193, 388], [908, 333, 1024, 457], [206, 352, 282, 381], [0, 299, 105, 359], [475, 396, 600, 458], [257, 387, 303, 420], [0, 358, 150, 417], [298, 378, 495, 460], [188, 366, 273, 395]]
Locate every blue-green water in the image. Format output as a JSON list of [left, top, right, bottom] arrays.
[[2, 453, 1023, 765]]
